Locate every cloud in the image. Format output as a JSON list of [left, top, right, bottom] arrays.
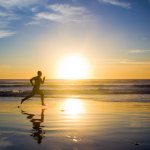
[[35, 4, 93, 23], [0, 30, 15, 38], [0, 10, 19, 21], [31, 6, 39, 13], [102, 59, 150, 65], [0, 0, 41, 39], [0, 3, 22, 39], [0, 11, 18, 34], [0, 12, 11, 17], [0, 0, 40, 9], [0, 2, 93, 37], [129, 50, 150, 53], [102, 58, 131, 64], [98, 0, 131, 9], [25, 20, 39, 25]]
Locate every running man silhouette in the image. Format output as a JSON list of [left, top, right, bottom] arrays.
[[21, 71, 45, 106]]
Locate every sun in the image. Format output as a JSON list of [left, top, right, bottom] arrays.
[[57, 54, 90, 79]]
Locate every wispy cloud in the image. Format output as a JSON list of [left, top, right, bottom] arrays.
[[0, 2, 26, 39], [0, 11, 18, 38], [102, 59, 150, 65], [129, 50, 150, 54], [98, 0, 131, 9], [0, 2, 94, 37], [0, 12, 11, 17], [31, 6, 39, 13], [35, 4, 93, 23], [102, 58, 131, 64], [0, 10, 19, 20], [0, 30, 15, 38], [0, 0, 40, 9]]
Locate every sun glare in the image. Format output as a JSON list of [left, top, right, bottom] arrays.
[[63, 98, 84, 116], [57, 54, 90, 79]]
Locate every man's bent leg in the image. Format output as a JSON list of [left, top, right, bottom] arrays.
[[21, 93, 34, 104]]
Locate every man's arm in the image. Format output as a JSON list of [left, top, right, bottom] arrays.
[[30, 77, 35, 86], [42, 76, 45, 84]]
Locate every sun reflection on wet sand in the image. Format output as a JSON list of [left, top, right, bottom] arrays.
[[1, 98, 150, 150], [61, 98, 85, 118]]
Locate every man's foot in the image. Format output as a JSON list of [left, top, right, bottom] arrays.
[[21, 99, 25, 104]]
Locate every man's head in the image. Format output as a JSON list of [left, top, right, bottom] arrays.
[[37, 71, 42, 76]]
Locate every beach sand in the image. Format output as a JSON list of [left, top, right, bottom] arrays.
[[0, 97, 150, 150]]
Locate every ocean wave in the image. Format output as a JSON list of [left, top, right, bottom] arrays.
[[0, 88, 150, 97], [0, 79, 150, 96]]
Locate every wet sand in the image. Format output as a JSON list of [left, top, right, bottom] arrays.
[[0, 97, 150, 150]]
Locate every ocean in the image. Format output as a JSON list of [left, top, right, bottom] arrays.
[[0, 79, 150, 102]]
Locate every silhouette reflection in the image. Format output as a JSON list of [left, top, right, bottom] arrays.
[[21, 108, 46, 144]]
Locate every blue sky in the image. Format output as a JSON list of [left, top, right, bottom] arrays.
[[0, 0, 150, 78]]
